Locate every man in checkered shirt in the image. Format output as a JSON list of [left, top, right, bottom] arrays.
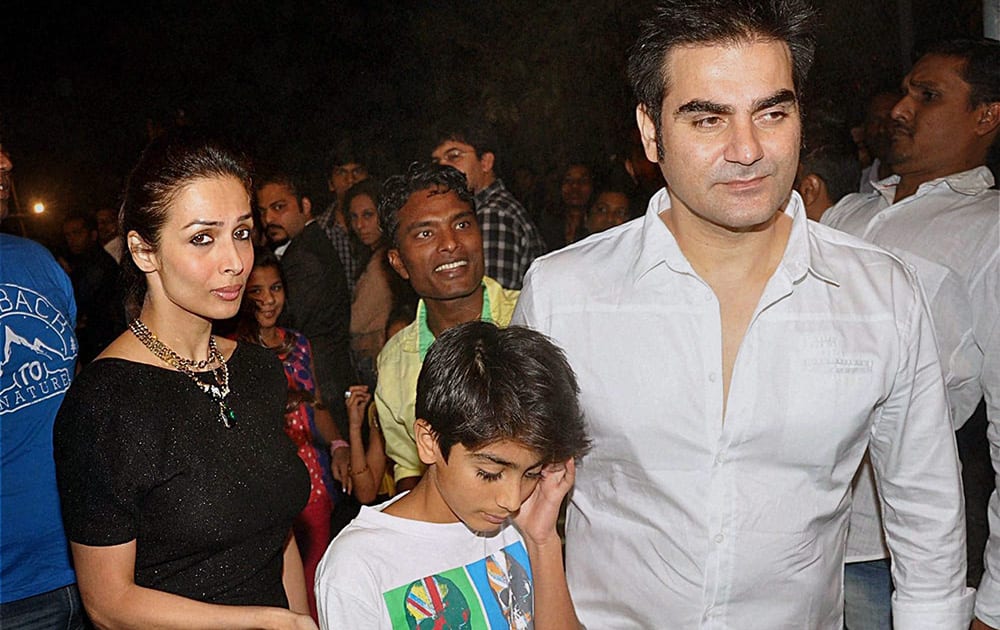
[[429, 117, 545, 290]]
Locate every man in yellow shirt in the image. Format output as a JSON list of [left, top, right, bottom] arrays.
[[375, 162, 519, 491]]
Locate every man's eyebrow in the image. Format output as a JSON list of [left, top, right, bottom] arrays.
[[675, 100, 733, 117], [906, 78, 939, 91], [752, 89, 797, 112]]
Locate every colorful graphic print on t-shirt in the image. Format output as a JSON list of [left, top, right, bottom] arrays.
[[383, 541, 534, 629]]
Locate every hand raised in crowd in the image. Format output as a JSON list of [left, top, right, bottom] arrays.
[[342, 385, 372, 495]]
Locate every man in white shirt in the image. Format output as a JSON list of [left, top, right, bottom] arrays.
[[822, 38, 1000, 630], [512, 0, 974, 627]]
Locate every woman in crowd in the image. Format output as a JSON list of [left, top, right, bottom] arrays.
[[585, 174, 633, 236], [344, 179, 410, 389], [540, 161, 594, 250], [237, 250, 348, 622], [53, 133, 316, 629]]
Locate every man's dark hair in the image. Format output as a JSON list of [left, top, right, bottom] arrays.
[[253, 165, 308, 202], [426, 116, 499, 159], [64, 211, 97, 232], [416, 321, 591, 464], [800, 136, 860, 206], [920, 38, 1000, 109], [627, 0, 819, 158], [325, 137, 370, 173], [799, 101, 860, 204], [378, 162, 474, 246]]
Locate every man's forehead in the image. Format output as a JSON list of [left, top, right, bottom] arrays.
[[434, 139, 475, 154], [661, 39, 795, 103], [906, 54, 968, 88], [401, 188, 471, 220], [258, 182, 294, 202]]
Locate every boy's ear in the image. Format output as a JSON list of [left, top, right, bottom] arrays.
[[415, 419, 441, 465]]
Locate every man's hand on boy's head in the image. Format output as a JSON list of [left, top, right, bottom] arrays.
[[513, 458, 576, 547]]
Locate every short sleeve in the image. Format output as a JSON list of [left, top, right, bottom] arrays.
[[54, 364, 156, 546]]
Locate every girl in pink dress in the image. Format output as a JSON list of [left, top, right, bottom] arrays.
[[238, 250, 349, 622]]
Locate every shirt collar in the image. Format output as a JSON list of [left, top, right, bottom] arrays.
[[628, 188, 838, 287], [872, 165, 995, 202], [474, 178, 503, 206]]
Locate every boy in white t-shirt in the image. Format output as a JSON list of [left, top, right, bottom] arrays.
[[315, 321, 591, 629]]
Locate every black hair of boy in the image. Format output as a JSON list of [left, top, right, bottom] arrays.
[[416, 320, 591, 463], [378, 162, 475, 247]]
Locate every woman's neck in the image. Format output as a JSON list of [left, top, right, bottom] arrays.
[[137, 302, 214, 363]]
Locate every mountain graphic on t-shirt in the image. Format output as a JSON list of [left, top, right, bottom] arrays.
[[2, 325, 69, 364], [0, 325, 72, 398]]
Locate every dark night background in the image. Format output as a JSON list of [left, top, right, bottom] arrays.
[[0, 0, 985, 245]]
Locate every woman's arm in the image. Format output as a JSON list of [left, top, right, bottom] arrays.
[[513, 459, 582, 630], [282, 534, 310, 615], [72, 541, 317, 630], [365, 407, 389, 499], [308, 356, 349, 485]]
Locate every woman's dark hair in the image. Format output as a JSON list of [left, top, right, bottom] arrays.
[[119, 132, 252, 319], [342, 178, 385, 280], [416, 321, 591, 464]]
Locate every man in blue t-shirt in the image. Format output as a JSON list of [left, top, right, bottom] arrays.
[[0, 149, 86, 628]]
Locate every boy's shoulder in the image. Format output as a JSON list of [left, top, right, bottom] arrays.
[[316, 497, 532, 628]]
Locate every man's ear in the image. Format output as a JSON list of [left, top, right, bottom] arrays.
[[479, 151, 496, 176], [798, 172, 823, 207], [975, 101, 1000, 137], [301, 196, 313, 220], [387, 248, 410, 280], [127, 231, 158, 273], [415, 419, 442, 466], [636, 105, 660, 163]]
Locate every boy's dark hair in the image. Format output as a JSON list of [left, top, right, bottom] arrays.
[[416, 321, 591, 464], [426, 115, 499, 159], [919, 38, 1000, 109], [378, 162, 474, 247], [627, 0, 819, 158]]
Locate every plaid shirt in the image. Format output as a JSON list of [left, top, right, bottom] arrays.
[[474, 179, 546, 290], [317, 204, 360, 294]]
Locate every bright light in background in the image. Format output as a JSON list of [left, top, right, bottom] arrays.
[[32, 202, 45, 214]]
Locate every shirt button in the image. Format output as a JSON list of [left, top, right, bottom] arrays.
[[708, 373, 717, 383], [714, 533, 725, 544], [715, 453, 725, 465]]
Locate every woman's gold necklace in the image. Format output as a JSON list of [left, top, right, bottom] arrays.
[[129, 319, 235, 428]]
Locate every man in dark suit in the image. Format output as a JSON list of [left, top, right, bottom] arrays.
[[256, 170, 353, 435]]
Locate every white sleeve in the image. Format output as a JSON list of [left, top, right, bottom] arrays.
[[974, 313, 1000, 625], [868, 268, 975, 628]]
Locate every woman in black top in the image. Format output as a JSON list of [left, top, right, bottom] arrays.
[[54, 134, 314, 629]]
